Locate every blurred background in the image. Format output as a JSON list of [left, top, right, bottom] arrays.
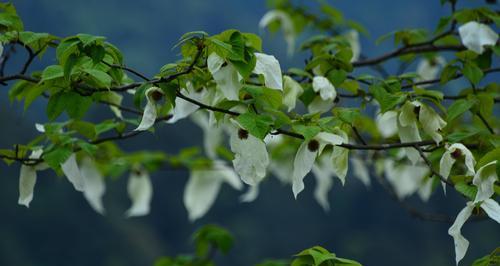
[[1, 0, 498, 265]]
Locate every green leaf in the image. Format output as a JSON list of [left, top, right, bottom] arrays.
[[477, 148, 500, 169], [447, 99, 475, 122], [83, 68, 112, 88], [193, 225, 234, 257], [43, 147, 72, 170], [237, 112, 274, 139], [454, 181, 477, 201], [462, 62, 483, 85], [41, 65, 64, 82], [47, 91, 92, 120], [292, 124, 321, 141], [369, 85, 407, 113]]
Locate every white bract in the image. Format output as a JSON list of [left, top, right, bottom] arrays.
[[135, 87, 164, 131], [308, 76, 337, 114], [207, 52, 241, 101], [292, 131, 345, 198], [125, 170, 153, 217], [383, 159, 429, 199], [376, 110, 398, 138], [259, 10, 296, 55], [240, 185, 259, 203], [312, 154, 335, 211], [416, 56, 445, 83], [184, 160, 242, 221], [344, 30, 361, 62], [61, 153, 85, 192], [283, 75, 303, 111], [253, 52, 283, 91], [448, 161, 500, 265], [350, 156, 370, 187], [191, 111, 223, 159], [458, 21, 498, 54], [439, 143, 476, 192], [80, 157, 106, 215], [18, 149, 47, 207], [229, 122, 269, 186], [167, 82, 202, 124]]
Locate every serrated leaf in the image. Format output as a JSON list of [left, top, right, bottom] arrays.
[[447, 99, 475, 122], [237, 112, 273, 139]]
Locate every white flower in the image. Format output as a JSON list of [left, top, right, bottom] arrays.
[[35, 123, 45, 133], [18, 149, 48, 207], [312, 153, 335, 211], [307, 96, 335, 114], [419, 103, 446, 144], [439, 143, 476, 192], [125, 169, 153, 217], [376, 110, 398, 138], [449, 198, 500, 265], [472, 160, 497, 203], [167, 82, 201, 124], [292, 132, 345, 198], [398, 102, 422, 165], [183, 160, 242, 221], [458, 21, 498, 54], [135, 87, 164, 131], [416, 56, 445, 82], [283, 75, 303, 111], [207, 53, 241, 101], [61, 153, 85, 192], [191, 111, 223, 159], [383, 159, 429, 199], [229, 122, 269, 186], [253, 52, 283, 91], [313, 76, 336, 101], [350, 156, 370, 187], [417, 177, 433, 202], [80, 157, 106, 215], [259, 10, 296, 55], [344, 30, 361, 62]]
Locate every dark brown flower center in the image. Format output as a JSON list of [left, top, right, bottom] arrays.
[[307, 139, 319, 152], [238, 129, 249, 140], [451, 149, 462, 159], [151, 90, 163, 101]]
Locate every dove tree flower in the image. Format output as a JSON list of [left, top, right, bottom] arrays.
[[283, 75, 303, 112], [167, 82, 202, 124], [183, 160, 243, 221], [308, 76, 337, 114], [439, 143, 476, 191], [207, 52, 242, 101], [253, 53, 283, 91], [344, 30, 361, 62], [259, 9, 296, 55], [18, 149, 48, 207], [135, 87, 164, 131], [80, 157, 106, 215], [448, 161, 500, 265], [458, 21, 499, 54], [125, 169, 153, 217], [416, 56, 446, 82]]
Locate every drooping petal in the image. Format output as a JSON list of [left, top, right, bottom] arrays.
[[240, 185, 260, 203], [253, 53, 283, 91], [18, 165, 37, 207], [418, 177, 434, 202], [416, 56, 445, 82], [376, 110, 398, 138], [480, 199, 500, 223], [259, 10, 296, 55], [80, 157, 106, 214], [135, 87, 163, 131], [440, 143, 476, 193], [60, 153, 85, 192], [283, 75, 303, 112], [472, 160, 498, 203], [384, 159, 429, 199], [292, 140, 318, 198], [331, 147, 349, 185], [419, 104, 446, 144], [350, 157, 371, 187], [312, 154, 334, 211], [208, 53, 241, 101], [167, 82, 201, 124], [312, 76, 336, 101], [183, 161, 242, 221], [344, 30, 361, 62], [308, 96, 335, 114], [191, 111, 223, 159], [125, 170, 153, 217], [448, 202, 474, 265], [397, 120, 422, 165], [458, 21, 499, 54], [316, 132, 345, 155], [229, 125, 269, 186]]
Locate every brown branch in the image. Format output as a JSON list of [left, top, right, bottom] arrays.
[[414, 144, 453, 187]]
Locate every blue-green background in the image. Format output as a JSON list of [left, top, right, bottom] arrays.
[[0, 1, 498, 265]]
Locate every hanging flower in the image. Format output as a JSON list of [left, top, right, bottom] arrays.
[[283, 75, 303, 112], [308, 76, 337, 114], [80, 157, 106, 215], [259, 10, 296, 55], [448, 161, 500, 265], [167, 82, 202, 124], [292, 131, 345, 198], [344, 30, 361, 62], [312, 153, 335, 211], [350, 156, 371, 187], [125, 169, 153, 217], [376, 110, 398, 138], [229, 121, 270, 186], [183, 160, 242, 221], [60, 153, 85, 192], [135, 87, 164, 131], [207, 52, 241, 101], [416, 56, 446, 82], [439, 143, 476, 192], [458, 21, 498, 54], [253, 52, 283, 91], [191, 111, 223, 160], [383, 158, 429, 199], [18, 149, 48, 207]]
